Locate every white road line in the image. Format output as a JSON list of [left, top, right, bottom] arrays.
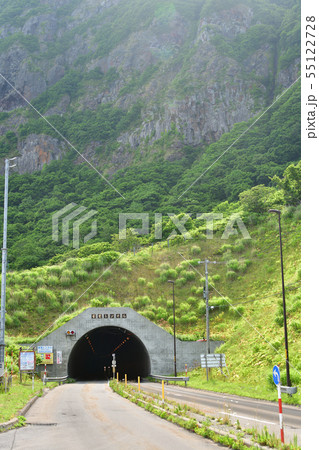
[[217, 411, 276, 426]]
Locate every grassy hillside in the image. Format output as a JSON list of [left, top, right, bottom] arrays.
[[5, 201, 301, 403]]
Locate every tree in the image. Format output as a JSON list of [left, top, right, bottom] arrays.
[[270, 161, 301, 205]]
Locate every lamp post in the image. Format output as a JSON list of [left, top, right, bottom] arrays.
[[0, 158, 16, 377], [269, 209, 291, 387], [168, 280, 177, 377]]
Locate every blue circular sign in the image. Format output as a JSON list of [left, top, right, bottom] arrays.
[[272, 365, 280, 385]]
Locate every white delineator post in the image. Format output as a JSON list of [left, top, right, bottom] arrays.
[[277, 382, 284, 443]]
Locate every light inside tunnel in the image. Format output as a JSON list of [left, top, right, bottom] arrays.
[[68, 326, 151, 380]]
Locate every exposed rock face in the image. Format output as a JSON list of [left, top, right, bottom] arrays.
[[15, 134, 65, 174], [0, 0, 300, 173]]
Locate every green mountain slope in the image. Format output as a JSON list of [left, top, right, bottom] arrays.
[[5, 201, 301, 402], [0, 80, 300, 269]]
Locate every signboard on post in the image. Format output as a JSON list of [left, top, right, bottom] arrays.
[[200, 353, 226, 369], [19, 350, 35, 372], [37, 353, 53, 364], [273, 365, 280, 385], [273, 365, 284, 444]]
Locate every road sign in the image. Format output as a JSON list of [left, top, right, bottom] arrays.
[[273, 365, 280, 385], [200, 353, 226, 368]]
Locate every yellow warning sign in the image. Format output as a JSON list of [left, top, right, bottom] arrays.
[[37, 353, 53, 364]]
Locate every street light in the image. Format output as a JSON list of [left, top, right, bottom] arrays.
[[0, 158, 16, 377], [269, 209, 291, 386], [168, 280, 177, 377]]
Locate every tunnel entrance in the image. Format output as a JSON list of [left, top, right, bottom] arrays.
[[68, 326, 151, 380]]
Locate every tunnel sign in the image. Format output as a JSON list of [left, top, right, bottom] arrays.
[[38, 346, 53, 353], [112, 353, 116, 367]]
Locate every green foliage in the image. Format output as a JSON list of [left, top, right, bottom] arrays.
[[271, 161, 301, 205], [20, 101, 141, 149]]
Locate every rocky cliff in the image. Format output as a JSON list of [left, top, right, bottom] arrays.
[[0, 0, 300, 174]]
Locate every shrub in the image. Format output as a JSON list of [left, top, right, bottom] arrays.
[[134, 295, 151, 308], [227, 259, 239, 272], [109, 302, 121, 307], [179, 302, 191, 312], [141, 310, 155, 320], [197, 300, 206, 315], [23, 288, 33, 298], [123, 302, 131, 307], [75, 269, 89, 281], [147, 282, 153, 289], [47, 265, 62, 276], [168, 315, 180, 325], [291, 320, 301, 333], [90, 298, 103, 307], [101, 296, 113, 306], [166, 299, 173, 308], [118, 260, 131, 272], [7, 299, 18, 310], [184, 270, 196, 281], [175, 277, 186, 287], [47, 275, 59, 286], [60, 269, 75, 286], [187, 296, 197, 306], [37, 287, 55, 302], [5, 314, 13, 328], [220, 244, 232, 253], [36, 305, 45, 315], [24, 276, 37, 288], [14, 310, 28, 322], [191, 245, 201, 255], [61, 290, 75, 304], [160, 263, 170, 270], [138, 277, 146, 286], [180, 314, 197, 324], [233, 240, 245, 253], [12, 290, 26, 303], [211, 297, 230, 311], [36, 277, 45, 286], [226, 270, 237, 280], [212, 274, 220, 282], [156, 307, 168, 320], [63, 302, 78, 312], [65, 258, 79, 269], [230, 306, 245, 317]]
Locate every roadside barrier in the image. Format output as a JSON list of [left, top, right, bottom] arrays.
[[150, 374, 190, 387]]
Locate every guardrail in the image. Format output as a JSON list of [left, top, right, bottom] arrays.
[[43, 375, 68, 386], [150, 374, 190, 387]]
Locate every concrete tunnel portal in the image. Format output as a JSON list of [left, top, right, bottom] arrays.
[[68, 326, 151, 380]]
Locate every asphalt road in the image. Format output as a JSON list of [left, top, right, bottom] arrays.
[[134, 382, 301, 446], [0, 382, 222, 450]]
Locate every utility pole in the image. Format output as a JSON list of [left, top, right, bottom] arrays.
[[168, 280, 177, 377], [198, 259, 216, 381], [0, 158, 16, 377]]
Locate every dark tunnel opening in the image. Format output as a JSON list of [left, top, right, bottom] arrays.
[[68, 326, 151, 380]]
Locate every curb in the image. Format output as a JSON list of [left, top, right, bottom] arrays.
[[0, 388, 50, 433]]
